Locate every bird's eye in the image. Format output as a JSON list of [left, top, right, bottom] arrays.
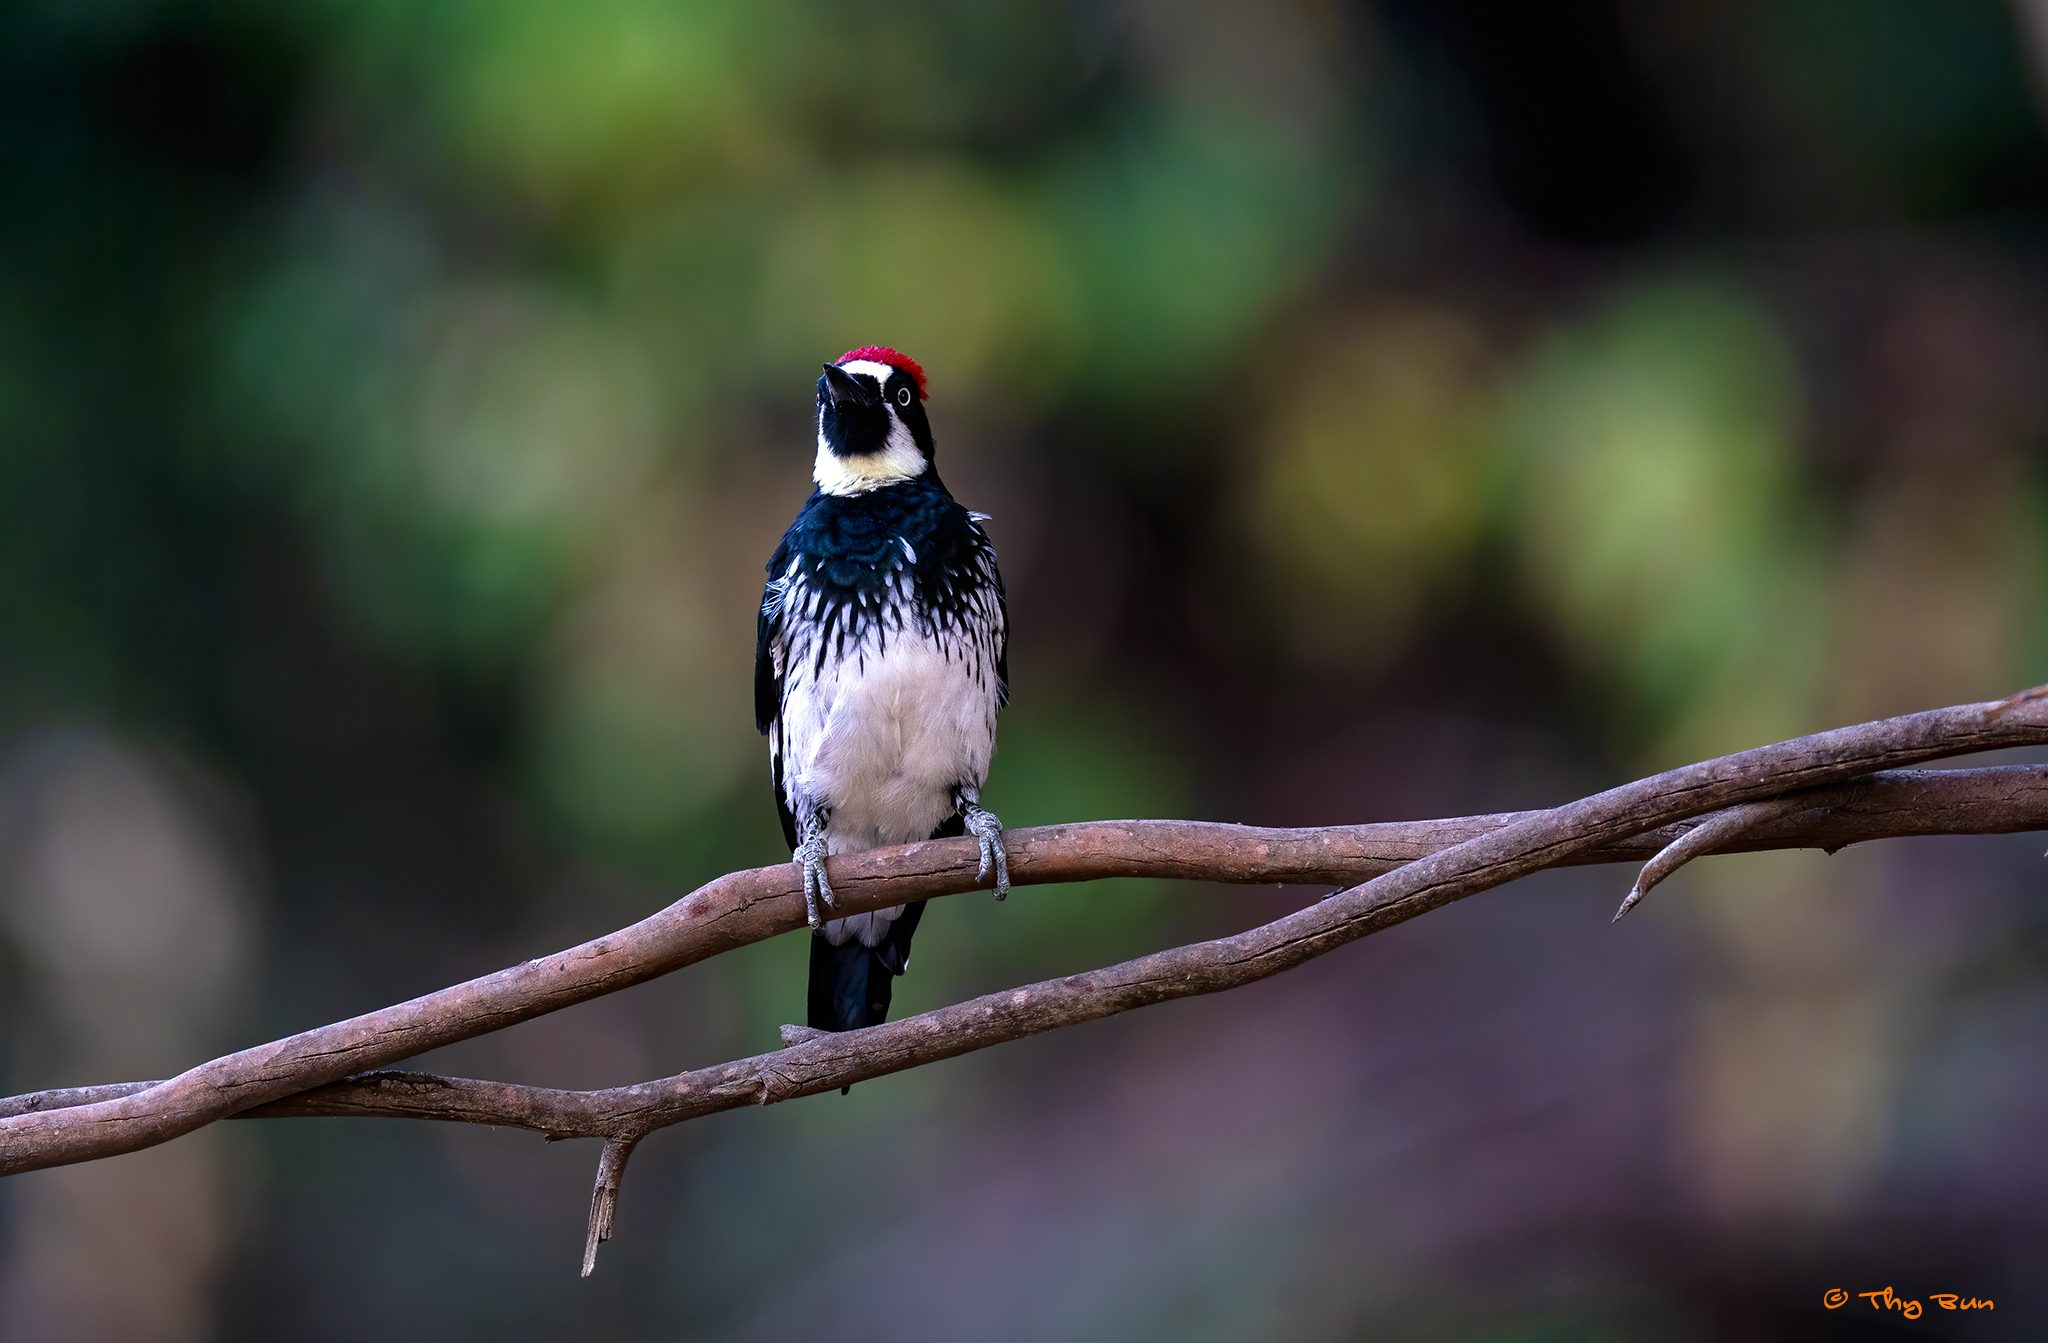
[[895, 386, 912, 408]]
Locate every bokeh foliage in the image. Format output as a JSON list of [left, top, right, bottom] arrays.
[[2, 2, 2047, 1339]]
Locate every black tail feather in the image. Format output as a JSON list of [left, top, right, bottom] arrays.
[[803, 817, 957, 1092], [808, 900, 926, 1035]]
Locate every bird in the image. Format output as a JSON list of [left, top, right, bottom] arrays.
[[755, 346, 1010, 1039]]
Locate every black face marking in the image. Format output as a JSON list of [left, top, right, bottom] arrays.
[[816, 363, 937, 463], [817, 366, 886, 459]]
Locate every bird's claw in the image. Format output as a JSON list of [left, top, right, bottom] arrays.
[[795, 831, 834, 930], [961, 803, 1009, 902]]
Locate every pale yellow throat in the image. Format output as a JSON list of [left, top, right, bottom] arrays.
[[813, 425, 926, 496]]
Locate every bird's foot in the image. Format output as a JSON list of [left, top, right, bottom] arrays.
[[960, 802, 1009, 902], [794, 830, 834, 930]]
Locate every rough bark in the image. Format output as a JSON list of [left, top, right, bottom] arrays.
[[2, 692, 2044, 1271]]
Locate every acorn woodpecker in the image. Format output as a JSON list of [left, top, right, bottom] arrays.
[[755, 346, 1010, 1036]]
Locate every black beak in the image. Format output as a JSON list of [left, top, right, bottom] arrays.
[[821, 362, 876, 409]]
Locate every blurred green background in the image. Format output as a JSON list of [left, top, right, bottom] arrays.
[[3, 1, 2048, 1339]]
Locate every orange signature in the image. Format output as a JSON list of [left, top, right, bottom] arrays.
[[1823, 1286, 1994, 1319]]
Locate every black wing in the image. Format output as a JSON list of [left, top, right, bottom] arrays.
[[756, 534, 798, 850], [994, 564, 1010, 710], [975, 517, 1010, 711]]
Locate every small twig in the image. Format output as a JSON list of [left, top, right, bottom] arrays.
[[1989, 681, 2048, 718], [582, 1134, 641, 1278], [1611, 796, 1811, 922]]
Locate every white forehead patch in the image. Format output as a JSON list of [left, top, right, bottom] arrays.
[[836, 359, 898, 385]]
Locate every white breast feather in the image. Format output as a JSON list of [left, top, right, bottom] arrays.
[[776, 572, 1003, 947]]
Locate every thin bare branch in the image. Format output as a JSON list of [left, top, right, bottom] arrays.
[[2, 751, 2046, 1175], [582, 1135, 641, 1278], [1611, 795, 1810, 922], [506, 700, 2048, 1152], [6, 763, 2044, 1134]]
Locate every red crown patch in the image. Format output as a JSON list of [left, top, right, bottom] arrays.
[[836, 346, 928, 400]]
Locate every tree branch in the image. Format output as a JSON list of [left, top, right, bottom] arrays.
[[456, 702, 2048, 1140], [3, 692, 2047, 1277], [9, 761, 2046, 1136], [2, 691, 2042, 1270], [1610, 795, 1807, 922], [0, 737, 2037, 1160]]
